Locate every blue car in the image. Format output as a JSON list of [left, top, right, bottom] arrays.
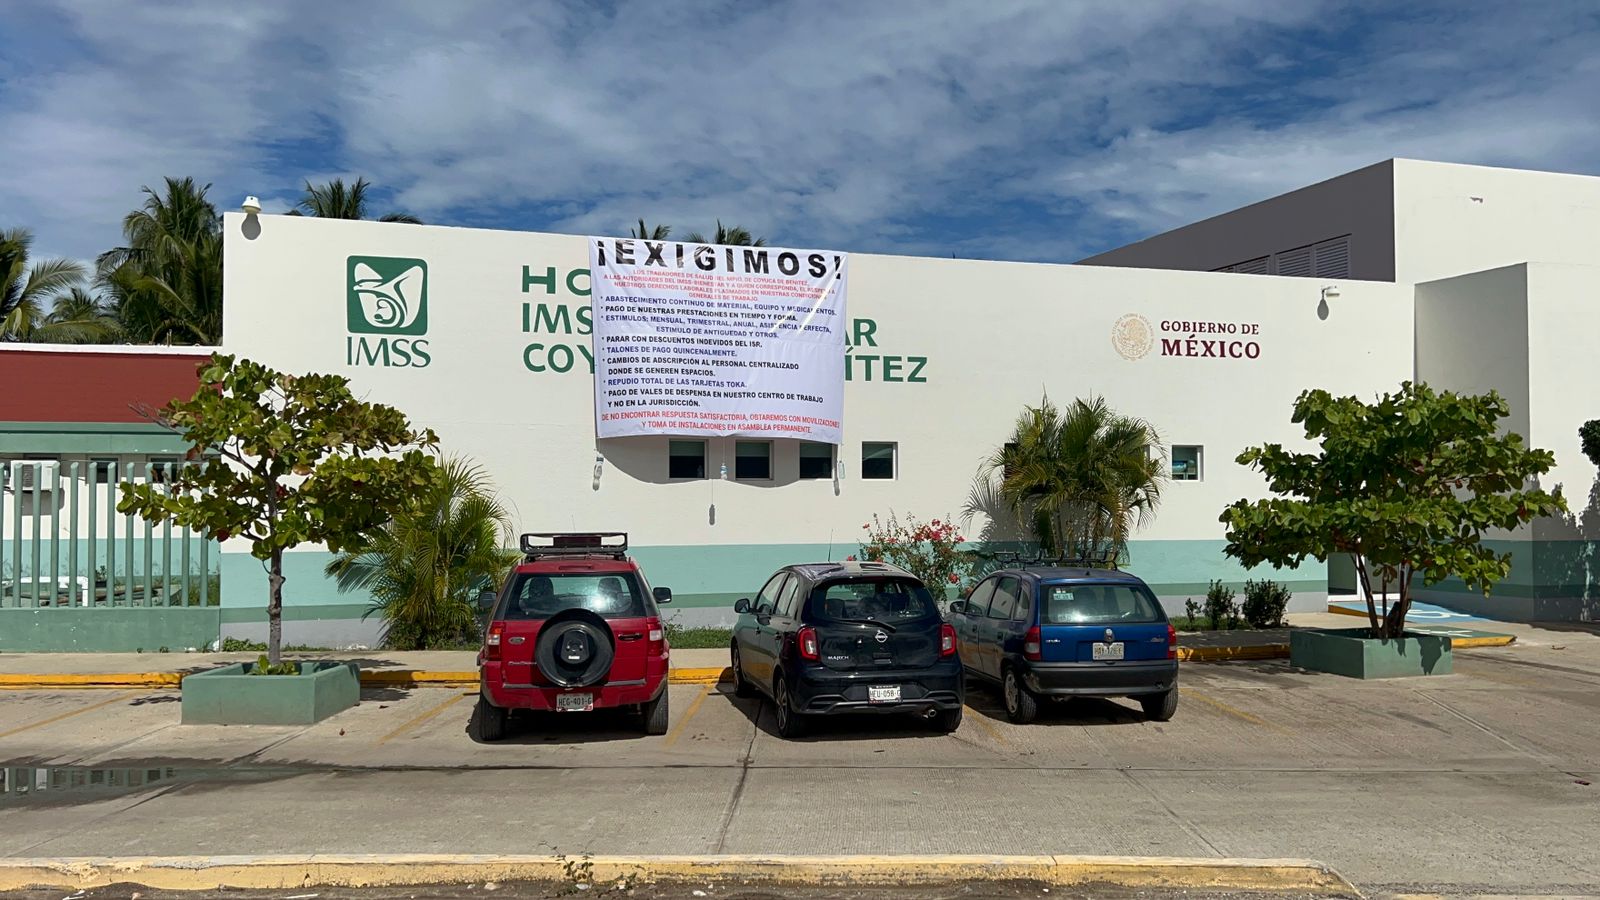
[[949, 566, 1178, 723]]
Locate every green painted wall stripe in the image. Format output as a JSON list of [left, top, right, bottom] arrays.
[[220, 602, 372, 624], [0, 422, 192, 454], [0, 607, 219, 652]]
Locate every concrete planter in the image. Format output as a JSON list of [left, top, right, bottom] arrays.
[[1289, 628, 1452, 679], [181, 660, 360, 725]]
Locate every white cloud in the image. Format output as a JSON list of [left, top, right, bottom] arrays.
[[1, 0, 1597, 268]]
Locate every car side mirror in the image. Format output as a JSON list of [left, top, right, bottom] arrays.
[[948, 600, 966, 615], [653, 586, 672, 604], [734, 597, 751, 614], [476, 590, 497, 612]]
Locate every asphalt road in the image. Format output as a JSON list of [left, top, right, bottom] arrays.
[[3, 630, 1599, 897]]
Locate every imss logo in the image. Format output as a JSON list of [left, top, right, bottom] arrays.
[[345, 256, 431, 368]]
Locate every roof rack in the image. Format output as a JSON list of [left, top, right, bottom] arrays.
[[987, 549, 1119, 570], [520, 532, 628, 560]]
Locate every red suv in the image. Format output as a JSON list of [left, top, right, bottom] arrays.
[[473, 533, 673, 741]]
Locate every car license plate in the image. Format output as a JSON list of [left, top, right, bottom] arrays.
[[556, 692, 593, 712], [868, 685, 901, 703], [1093, 642, 1125, 661]]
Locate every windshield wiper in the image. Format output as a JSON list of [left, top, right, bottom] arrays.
[[834, 617, 897, 633]]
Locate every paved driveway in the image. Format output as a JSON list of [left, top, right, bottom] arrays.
[[3, 636, 1599, 897]]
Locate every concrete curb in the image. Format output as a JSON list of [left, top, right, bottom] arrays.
[[0, 633, 1519, 690], [0, 853, 1358, 894]]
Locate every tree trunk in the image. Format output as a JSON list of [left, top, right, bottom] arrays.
[[268, 546, 285, 666], [1382, 566, 1414, 639], [1353, 554, 1380, 638]]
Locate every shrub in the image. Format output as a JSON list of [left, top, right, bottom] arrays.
[[1204, 580, 1238, 630], [858, 513, 974, 600], [1242, 579, 1292, 628]]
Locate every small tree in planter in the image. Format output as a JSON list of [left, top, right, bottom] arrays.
[[1220, 382, 1564, 639], [858, 513, 973, 602], [119, 354, 440, 666]]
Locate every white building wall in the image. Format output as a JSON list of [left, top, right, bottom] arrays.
[[220, 213, 1412, 624], [1393, 160, 1600, 285]]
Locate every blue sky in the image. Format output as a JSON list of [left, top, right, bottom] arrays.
[[4, 0, 1599, 266]]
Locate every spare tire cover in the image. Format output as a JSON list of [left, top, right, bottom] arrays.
[[535, 609, 615, 688]]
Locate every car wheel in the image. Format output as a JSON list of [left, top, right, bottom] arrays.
[[1003, 667, 1039, 725], [931, 706, 963, 734], [472, 694, 508, 742], [730, 642, 757, 698], [1142, 687, 1178, 722], [773, 674, 807, 739], [642, 688, 670, 735]]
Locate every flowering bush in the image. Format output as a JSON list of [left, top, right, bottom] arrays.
[[858, 512, 973, 601]]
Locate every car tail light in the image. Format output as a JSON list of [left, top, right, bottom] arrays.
[[797, 626, 820, 661], [485, 622, 505, 661], [1023, 626, 1042, 661], [648, 617, 665, 653], [939, 623, 957, 657], [1167, 622, 1177, 660]]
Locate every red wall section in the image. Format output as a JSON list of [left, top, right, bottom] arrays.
[[0, 350, 205, 423]]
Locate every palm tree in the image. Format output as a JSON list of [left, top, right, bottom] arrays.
[[630, 219, 671, 240], [325, 457, 518, 649], [967, 396, 1166, 562], [1, 228, 96, 342], [289, 177, 422, 223], [685, 220, 766, 246], [41, 288, 121, 344], [98, 177, 223, 344]]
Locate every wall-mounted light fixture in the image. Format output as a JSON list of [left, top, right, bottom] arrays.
[[241, 195, 262, 215], [1320, 284, 1340, 301]]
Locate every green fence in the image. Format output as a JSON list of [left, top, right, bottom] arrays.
[[1, 461, 221, 650]]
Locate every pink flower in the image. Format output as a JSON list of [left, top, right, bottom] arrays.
[[948, 574, 959, 584], [846, 554, 856, 561]]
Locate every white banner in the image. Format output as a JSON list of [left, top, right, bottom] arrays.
[[588, 238, 848, 443]]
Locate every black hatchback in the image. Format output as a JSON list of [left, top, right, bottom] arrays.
[[730, 561, 964, 738]]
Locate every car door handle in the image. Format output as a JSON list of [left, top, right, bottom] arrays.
[[618, 633, 643, 642]]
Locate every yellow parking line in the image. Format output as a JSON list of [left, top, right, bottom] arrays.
[[962, 706, 1009, 745], [0, 692, 136, 740], [662, 684, 714, 748], [1179, 687, 1291, 734], [375, 693, 466, 746]]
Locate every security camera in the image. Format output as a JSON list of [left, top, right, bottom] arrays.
[[241, 196, 262, 215]]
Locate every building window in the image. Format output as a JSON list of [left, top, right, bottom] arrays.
[[668, 440, 706, 479], [92, 458, 118, 485], [735, 441, 771, 480], [1171, 445, 1202, 481], [798, 442, 834, 480], [862, 442, 897, 480]]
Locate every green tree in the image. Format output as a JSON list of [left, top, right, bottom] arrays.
[[98, 177, 223, 344], [1, 228, 98, 342], [288, 177, 422, 223], [325, 456, 518, 649], [118, 354, 440, 665], [968, 396, 1165, 560], [630, 219, 671, 240], [1220, 382, 1565, 639], [685, 220, 766, 246]]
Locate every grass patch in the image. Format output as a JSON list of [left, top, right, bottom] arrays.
[[665, 624, 732, 649], [220, 637, 333, 653]]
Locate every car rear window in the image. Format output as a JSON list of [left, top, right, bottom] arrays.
[[806, 577, 939, 624], [499, 571, 647, 620], [1040, 582, 1163, 625]]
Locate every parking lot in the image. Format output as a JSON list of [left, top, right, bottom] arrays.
[[3, 634, 1600, 896]]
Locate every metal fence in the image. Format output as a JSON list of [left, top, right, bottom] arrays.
[[0, 461, 219, 609]]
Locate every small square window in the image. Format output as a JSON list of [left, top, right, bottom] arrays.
[[92, 458, 117, 485], [669, 440, 706, 479], [735, 441, 772, 480], [798, 442, 834, 480], [1172, 445, 1202, 481], [862, 442, 897, 480]]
